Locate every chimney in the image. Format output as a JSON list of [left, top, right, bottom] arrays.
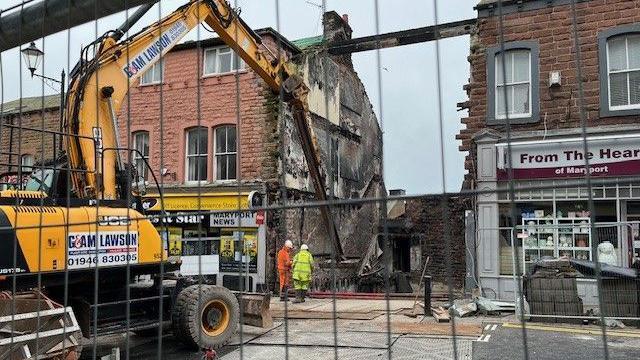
[[323, 11, 353, 67], [323, 11, 352, 43]]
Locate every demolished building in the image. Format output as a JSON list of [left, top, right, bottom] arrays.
[[117, 10, 385, 292]]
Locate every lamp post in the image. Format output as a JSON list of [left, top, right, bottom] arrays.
[[21, 42, 66, 153]]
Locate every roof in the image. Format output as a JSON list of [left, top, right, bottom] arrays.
[[292, 35, 324, 50], [1, 94, 61, 116], [475, 0, 534, 10], [172, 27, 301, 54]]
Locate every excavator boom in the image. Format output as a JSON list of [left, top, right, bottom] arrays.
[[0, 1, 343, 355], [66, 0, 342, 256]]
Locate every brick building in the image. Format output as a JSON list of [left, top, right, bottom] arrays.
[[1, 12, 384, 292], [460, 0, 640, 303], [118, 12, 384, 291], [0, 95, 61, 189]]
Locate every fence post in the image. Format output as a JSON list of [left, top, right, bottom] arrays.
[[424, 275, 432, 316]]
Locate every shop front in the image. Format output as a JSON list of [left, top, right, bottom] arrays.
[[142, 191, 266, 292], [475, 131, 640, 304]]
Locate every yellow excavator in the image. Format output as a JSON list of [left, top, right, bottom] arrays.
[[0, 0, 337, 357]]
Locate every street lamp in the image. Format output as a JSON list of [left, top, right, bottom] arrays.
[[20, 41, 66, 152], [21, 42, 44, 77]]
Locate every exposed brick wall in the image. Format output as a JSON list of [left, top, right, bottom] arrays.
[[458, 0, 640, 186], [0, 110, 60, 173], [405, 196, 470, 288]]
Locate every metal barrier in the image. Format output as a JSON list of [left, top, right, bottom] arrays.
[[1, 0, 640, 359]]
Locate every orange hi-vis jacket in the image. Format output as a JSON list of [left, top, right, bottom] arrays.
[[277, 247, 292, 271], [277, 247, 292, 290]]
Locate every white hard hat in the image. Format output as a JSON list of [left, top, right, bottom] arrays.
[[301, 244, 309, 250], [285, 240, 293, 248]]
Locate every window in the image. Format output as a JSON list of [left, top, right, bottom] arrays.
[[140, 59, 163, 85], [214, 125, 237, 180], [203, 46, 244, 75], [21, 154, 33, 172], [486, 41, 539, 124], [496, 50, 531, 118], [132, 131, 149, 181], [599, 24, 640, 117], [607, 34, 640, 109], [185, 127, 208, 182]]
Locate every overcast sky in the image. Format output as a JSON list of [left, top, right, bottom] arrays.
[[1, 0, 474, 194]]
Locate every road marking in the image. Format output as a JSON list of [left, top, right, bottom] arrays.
[[483, 324, 498, 331], [475, 334, 491, 342], [502, 322, 640, 338]]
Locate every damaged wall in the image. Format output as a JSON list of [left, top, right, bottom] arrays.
[[277, 11, 384, 257], [265, 12, 385, 289], [405, 195, 470, 289]]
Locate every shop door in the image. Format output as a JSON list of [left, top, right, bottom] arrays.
[[626, 201, 640, 266]]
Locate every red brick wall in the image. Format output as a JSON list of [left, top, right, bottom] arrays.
[[405, 195, 470, 288], [118, 35, 288, 185], [0, 110, 60, 173], [459, 0, 640, 183]]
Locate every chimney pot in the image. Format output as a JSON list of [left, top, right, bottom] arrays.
[[342, 14, 349, 24]]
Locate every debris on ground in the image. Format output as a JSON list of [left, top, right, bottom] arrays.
[[450, 298, 478, 317], [431, 306, 450, 322], [601, 319, 627, 329], [400, 302, 424, 318], [388, 322, 482, 337], [271, 310, 384, 320], [476, 296, 515, 315]]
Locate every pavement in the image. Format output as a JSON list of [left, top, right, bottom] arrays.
[[79, 298, 640, 359]]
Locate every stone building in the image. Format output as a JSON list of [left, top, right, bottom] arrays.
[[459, 0, 640, 303]]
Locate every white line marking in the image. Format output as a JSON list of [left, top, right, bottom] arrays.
[[491, 324, 498, 331], [475, 334, 492, 342], [484, 325, 490, 330]]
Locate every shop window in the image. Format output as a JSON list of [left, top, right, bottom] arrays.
[[219, 230, 258, 273], [486, 41, 539, 124], [185, 127, 208, 183], [132, 131, 149, 181], [203, 46, 244, 76], [21, 154, 34, 172], [214, 125, 237, 181], [140, 59, 163, 85], [599, 24, 640, 116]]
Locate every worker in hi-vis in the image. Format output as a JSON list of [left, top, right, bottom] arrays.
[[292, 244, 314, 303], [277, 240, 294, 301]]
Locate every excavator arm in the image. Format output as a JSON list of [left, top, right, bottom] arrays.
[[66, 0, 343, 256]]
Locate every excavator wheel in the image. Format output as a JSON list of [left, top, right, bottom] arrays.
[[172, 284, 239, 349]]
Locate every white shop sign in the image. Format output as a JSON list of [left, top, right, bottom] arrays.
[[210, 211, 258, 227], [496, 135, 640, 180]]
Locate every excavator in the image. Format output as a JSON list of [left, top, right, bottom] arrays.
[[0, 0, 339, 357]]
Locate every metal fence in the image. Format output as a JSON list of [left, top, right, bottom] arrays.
[[0, 0, 638, 359]]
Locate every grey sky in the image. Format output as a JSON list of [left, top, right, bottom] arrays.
[[1, 0, 474, 194]]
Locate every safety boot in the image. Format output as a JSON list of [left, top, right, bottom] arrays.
[[292, 290, 303, 303]]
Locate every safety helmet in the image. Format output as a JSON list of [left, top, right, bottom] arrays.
[[301, 244, 309, 250], [285, 240, 293, 248]]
